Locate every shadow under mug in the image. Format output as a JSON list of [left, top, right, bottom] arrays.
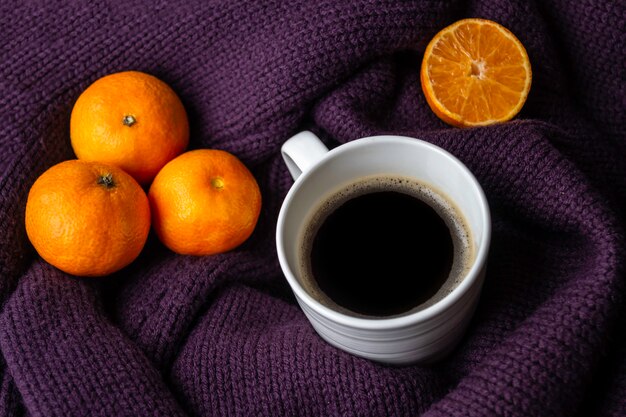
[[276, 131, 491, 365]]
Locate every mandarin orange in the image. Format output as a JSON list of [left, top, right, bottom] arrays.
[[25, 160, 151, 276], [70, 71, 189, 184], [421, 18, 532, 127], [149, 150, 262, 256]]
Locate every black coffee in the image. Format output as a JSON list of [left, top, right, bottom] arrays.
[[300, 176, 472, 317]]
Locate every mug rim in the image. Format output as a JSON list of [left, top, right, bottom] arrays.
[[276, 135, 491, 330]]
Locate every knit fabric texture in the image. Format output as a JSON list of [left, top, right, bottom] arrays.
[[1, 1, 625, 416]]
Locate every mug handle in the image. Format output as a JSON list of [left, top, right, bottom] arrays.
[[281, 131, 329, 180]]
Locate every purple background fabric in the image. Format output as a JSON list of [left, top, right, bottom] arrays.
[[1, 0, 625, 416]]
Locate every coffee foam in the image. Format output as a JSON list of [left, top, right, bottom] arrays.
[[297, 174, 475, 318]]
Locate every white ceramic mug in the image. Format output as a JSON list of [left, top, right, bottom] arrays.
[[276, 131, 491, 364]]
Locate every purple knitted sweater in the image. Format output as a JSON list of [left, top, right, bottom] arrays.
[[0, 1, 624, 416]]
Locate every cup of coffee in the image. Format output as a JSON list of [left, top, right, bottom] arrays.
[[276, 131, 490, 364]]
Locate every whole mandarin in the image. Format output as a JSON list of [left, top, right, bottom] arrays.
[[25, 160, 151, 276], [149, 149, 261, 255], [70, 71, 189, 184]]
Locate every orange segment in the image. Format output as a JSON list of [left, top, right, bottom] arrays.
[[421, 18, 532, 127]]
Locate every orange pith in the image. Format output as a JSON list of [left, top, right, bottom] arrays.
[[25, 160, 151, 276], [70, 71, 189, 184], [149, 149, 262, 256], [421, 18, 532, 127]]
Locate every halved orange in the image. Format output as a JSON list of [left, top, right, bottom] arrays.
[[421, 18, 532, 127]]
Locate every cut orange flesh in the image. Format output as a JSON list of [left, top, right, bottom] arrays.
[[421, 18, 532, 127]]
